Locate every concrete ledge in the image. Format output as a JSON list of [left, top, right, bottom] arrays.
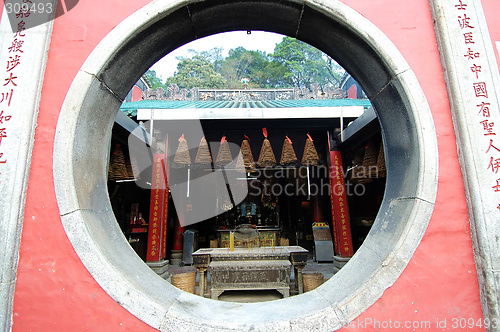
[[332, 256, 350, 272], [147, 260, 170, 279]]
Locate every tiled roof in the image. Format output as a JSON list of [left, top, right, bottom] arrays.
[[120, 98, 372, 117]]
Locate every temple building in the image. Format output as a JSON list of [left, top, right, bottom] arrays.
[[2, 0, 500, 331]]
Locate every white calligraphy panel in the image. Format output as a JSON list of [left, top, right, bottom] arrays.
[[0, 3, 55, 330], [431, 0, 500, 323]]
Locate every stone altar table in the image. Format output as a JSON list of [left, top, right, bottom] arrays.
[[192, 246, 308, 299]]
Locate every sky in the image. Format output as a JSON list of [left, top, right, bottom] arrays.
[[150, 31, 285, 82]]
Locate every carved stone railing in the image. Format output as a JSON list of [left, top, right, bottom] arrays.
[[142, 83, 347, 101]]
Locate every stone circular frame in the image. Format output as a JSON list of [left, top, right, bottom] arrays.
[[53, 0, 438, 330]]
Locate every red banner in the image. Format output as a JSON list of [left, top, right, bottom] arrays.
[[161, 159, 169, 259], [146, 154, 167, 262], [329, 149, 354, 257]]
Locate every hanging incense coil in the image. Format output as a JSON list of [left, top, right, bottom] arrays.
[[350, 145, 372, 183], [362, 140, 379, 178], [258, 138, 276, 168], [108, 144, 129, 181], [301, 135, 320, 166], [129, 153, 141, 180], [172, 134, 191, 168], [125, 158, 135, 180], [280, 136, 298, 166], [215, 137, 233, 167], [194, 137, 212, 167], [234, 150, 246, 173], [239, 139, 255, 170], [108, 153, 114, 181], [376, 142, 386, 178]]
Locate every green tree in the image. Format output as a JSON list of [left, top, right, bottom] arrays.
[[187, 47, 225, 73], [220, 47, 293, 88], [220, 47, 268, 87], [271, 37, 344, 91], [144, 70, 164, 89], [166, 54, 226, 89]]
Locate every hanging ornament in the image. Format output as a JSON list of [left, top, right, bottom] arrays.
[[257, 128, 276, 167], [125, 156, 136, 180], [350, 144, 372, 183], [376, 141, 386, 178], [108, 144, 129, 181], [239, 136, 255, 170], [194, 136, 212, 168], [172, 134, 191, 168], [129, 152, 141, 180], [280, 136, 298, 166], [301, 134, 320, 166], [234, 150, 247, 173], [361, 140, 379, 178], [215, 136, 233, 167]]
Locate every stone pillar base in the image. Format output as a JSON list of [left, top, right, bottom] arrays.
[[170, 250, 183, 266], [332, 255, 351, 273], [147, 259, 170, 279]]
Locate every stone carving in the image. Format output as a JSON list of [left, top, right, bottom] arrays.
[[294, 83, 347, 100], [141, 84, 349, 101], [142, 87, 166, 100]]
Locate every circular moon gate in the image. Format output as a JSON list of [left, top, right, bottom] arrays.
[[53, 0, 438, 330]]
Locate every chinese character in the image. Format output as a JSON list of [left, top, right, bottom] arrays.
[[14, 21, 26, 38], [473, 82, 487, 97], [477, 102, 491, 117], [464, 48, 480, 59], [464, 32, 474, 44], [0, 128, 6, 145], [488, 157, 500, 173], [0, 152, 6, 163], [8, 39, 24, 53], [458, 14, 474, 29], [4, 73, 17, 87], [493, 179, 500, 192], [470, 64, 481, 79], [480, 120, 495, 136], [0, 90, 13, 107], [455, 0, 467, 10], [15, 5, 30, 19], [0, 111, 11, 124], [487, 139, 500, 153], [6, 55, 21, 72], [497, 204, 500, 211]]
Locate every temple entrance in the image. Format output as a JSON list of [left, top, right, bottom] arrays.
[[53, 0, 438, 329], [109, 73, 386, 300]]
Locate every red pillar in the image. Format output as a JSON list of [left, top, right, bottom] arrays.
[[328, 137, 354, 258], [311, 194, 324, 223], [172, 216, 184, 251], [146, 154, 167, 262]]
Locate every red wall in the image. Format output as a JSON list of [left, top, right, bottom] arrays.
[[132, 85, 143, 102], [347, 85, 357, 99], [12, 1, 154, 330], [12, 0, 494, 330], [341, 0, 483, 328]]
